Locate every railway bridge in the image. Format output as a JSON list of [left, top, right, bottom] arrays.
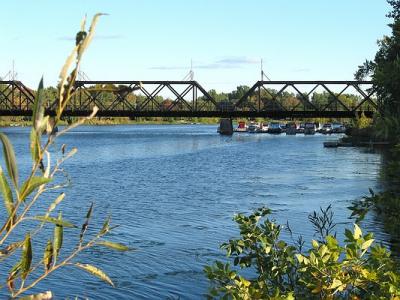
[[0, 80, 377, 119]]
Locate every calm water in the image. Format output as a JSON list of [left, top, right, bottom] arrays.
[[0, 125, 388, 299]]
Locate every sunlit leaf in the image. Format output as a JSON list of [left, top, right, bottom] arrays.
[[97, 241, 130, 251], [354, 223, 362, 240], [0, 133, 18, 188], [19, 176, 51, 202], [74, 263, 114, 287], [0, 166, 13, 216], [361, 239, 375, 250], [33, 216, 76, 228], [19, 291, 53, 300], [44, 193, 65, 218], [99, 216, 110, 235], [32, 78, 45, 132], [43, 240, 53, 272]]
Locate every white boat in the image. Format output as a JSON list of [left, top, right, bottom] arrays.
[[257, 122, 269, 133], [321, 123, 332, 134], [248, 121, 260, 133]]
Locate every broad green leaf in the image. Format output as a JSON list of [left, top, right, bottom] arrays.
[[21, 233, 32, 280], [74, 263, 114, 287], [43, 240, 53, 272], [33, 216, 76, 228], [32, 78, 45, 132], [329, 278, 343, 290], [354, 223, 362, 240], [295, 254, 304, 263], [19, 176, 52, 202], [53, 212, 63, 259], [0, 166, 13, 215], [361, 239, 375, 250], [0, 133, 18, 188], [97, 241, 130, 251]]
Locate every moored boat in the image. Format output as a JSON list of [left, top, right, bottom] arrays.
[[257, 122, 269, 133], [304, 122, 317, 135], [234, 121, 248, 132], [286, 122, 297, 135], [268, 122, 282, 134], [248, 121, 260, 133]]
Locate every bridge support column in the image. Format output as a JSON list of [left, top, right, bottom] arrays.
[[218, 118, 233, 135]]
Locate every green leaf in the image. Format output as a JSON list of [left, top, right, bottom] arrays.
[[295, 254, 304, 263], [21, 233, 32, 280], [44, 193, 65, 218], [329, 278, 343, 290], [43, 240, 53, 272], [354, 223, 362, 240], [30, 129, 41, 163], [80, 203, 94, 244], [74, 263, 114, 287], [0, 133, 18, 188], [361, 239, 375, 250], [19, 176, 52, 202], [0, 166, 13, 216], [97, 241, 130, 251], [99, 216, 110, 235], [33, 216, 76, 228], [32, 77, 45, 132], [53, 212, 63, 260]]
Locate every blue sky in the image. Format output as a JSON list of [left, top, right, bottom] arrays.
[[0, 1, 392, 92]]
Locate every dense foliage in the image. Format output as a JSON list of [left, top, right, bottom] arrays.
[[355, 0, 400, 118], [205, 207, 400, 299]]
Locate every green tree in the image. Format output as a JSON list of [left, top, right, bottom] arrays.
[[355, 0, 400, 117]]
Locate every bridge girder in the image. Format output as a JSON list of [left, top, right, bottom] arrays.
[[0, 80, 377, 118]]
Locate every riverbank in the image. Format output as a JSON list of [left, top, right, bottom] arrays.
[[0, 116, 221, 127]]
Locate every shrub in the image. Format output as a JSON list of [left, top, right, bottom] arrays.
[[205, 207, 400, 299]]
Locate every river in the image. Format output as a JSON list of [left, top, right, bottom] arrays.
[[0, 125, 390, 299]]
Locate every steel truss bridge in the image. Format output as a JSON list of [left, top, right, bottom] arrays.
[[0, 80, 377, 118]]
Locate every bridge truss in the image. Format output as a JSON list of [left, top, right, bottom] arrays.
[[0, 80, 377, 118]]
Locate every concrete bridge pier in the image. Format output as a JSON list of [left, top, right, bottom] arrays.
[[218, 118, 233, 135]]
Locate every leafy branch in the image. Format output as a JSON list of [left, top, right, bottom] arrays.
[[0, 14, 129, 299]]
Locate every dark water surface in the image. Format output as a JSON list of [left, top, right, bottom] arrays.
[[0, 125, 388, 299]]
